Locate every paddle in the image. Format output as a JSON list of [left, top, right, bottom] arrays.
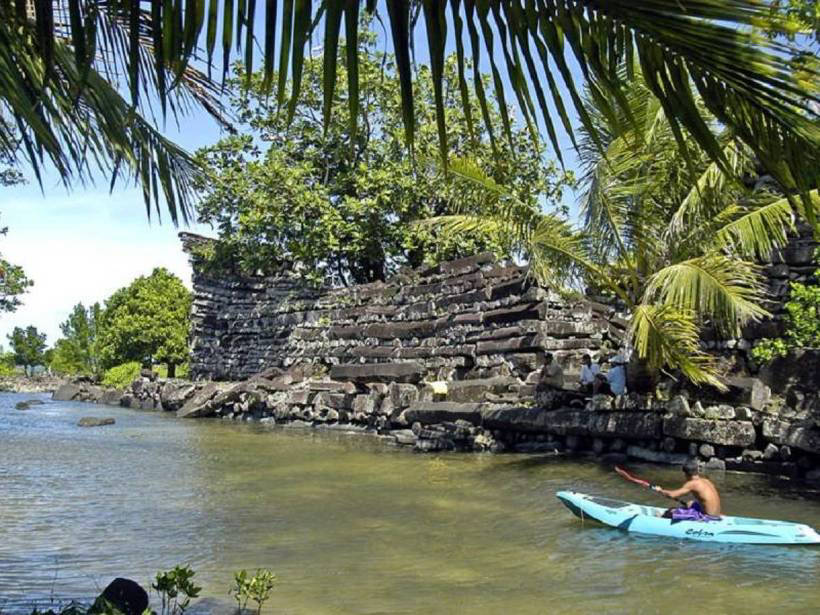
[[614, 466, 687, 506]]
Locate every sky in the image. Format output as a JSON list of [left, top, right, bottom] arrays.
[[0, 4, 585, 348]]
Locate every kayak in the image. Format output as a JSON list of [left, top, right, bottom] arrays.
[[556, 491, 820, 545]]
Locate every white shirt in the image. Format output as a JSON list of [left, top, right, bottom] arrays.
[[579, 363, 600, 385], [608, 354, 627, 395]]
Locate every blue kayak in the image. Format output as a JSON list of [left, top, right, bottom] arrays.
[[556, 491, 820, 545]]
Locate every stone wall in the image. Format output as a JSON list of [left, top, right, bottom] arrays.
[[53, 366, 820, 481], [181, 233, 618, 384]]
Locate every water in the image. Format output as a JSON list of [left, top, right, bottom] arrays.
[[1, 392, 819, 614]]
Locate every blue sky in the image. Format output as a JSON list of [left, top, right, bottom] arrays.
[[0, 5, 585, 347]]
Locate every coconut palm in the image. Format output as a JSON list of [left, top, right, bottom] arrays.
[[426, 71, 820, 388], [1, 1, 818, 224]]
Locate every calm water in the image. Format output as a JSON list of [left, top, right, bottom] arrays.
[[1, 392, 819, 614]]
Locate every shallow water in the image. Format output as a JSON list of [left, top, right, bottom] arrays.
[[1, 392, 819, 614]]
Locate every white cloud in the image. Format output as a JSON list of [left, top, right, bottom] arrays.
[[0, 187, 213, 348]]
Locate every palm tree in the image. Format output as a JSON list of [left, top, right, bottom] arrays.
[[426, 71, 819, 389], [1, 2, 818, 224]]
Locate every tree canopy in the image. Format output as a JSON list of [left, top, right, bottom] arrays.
[[7, 325, 47, 376], [96, 268, 191, 377], [49, 302, 102, 376], [195, 28, 572, 284], [2, 2, 817, 224]]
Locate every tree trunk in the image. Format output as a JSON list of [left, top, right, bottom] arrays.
[[167, 363, 176, 378]]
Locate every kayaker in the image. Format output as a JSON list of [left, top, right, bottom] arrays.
[[658, 460, 722, 517]]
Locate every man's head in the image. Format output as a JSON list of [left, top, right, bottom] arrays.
[[543, 352, 554, 365], [682, 459, 700, 478], [582, 354, 591, 366]]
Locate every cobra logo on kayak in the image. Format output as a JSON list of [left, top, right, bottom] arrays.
[[685, 528, 715, 537]]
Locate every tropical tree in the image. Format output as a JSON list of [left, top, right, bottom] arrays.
[[49, 302, 103, 375], [194, 26, 572, 284], [7, 325, 47, 376], [429, 72, 817, 388], [2, 2, 818, 224], [96, 268, 191, 376], [0, 169, 32, 314]]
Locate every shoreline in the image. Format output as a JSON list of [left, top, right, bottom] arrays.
[[49, 372, 820, 484]]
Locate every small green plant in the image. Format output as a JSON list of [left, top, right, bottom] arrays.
[[101, 361, 142, 389], [151, 565, 201, 615], [751, 248, 819, 364], [230, 569, 276, 615]]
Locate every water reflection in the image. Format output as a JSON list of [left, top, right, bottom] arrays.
[[1, 393, 818, 614]]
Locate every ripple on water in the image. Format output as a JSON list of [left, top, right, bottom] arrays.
[[1, 394, 819, 614]]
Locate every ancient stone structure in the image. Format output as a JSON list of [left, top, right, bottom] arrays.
[[53, 366, 820, 480], [180, 232, 618, 384], [51, 230, 820, 480]]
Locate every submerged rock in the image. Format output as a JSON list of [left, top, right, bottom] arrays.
[[78, 417, 116, 427], [14, 399, 43, 410]]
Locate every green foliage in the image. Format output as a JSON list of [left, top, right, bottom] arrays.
[[194, 25, 573, 285], [49, 303, 102, 376], [101, 362, 142, 390], [752, 249, 820, 363], [230, 569, 276, 615], [96, 268, 191, 375], [430, 70, 806, 389], [0, 215, 33, 314], [151, 565, 201, 615], [7, 325, 47, 376], [0, 351, 16, 377]]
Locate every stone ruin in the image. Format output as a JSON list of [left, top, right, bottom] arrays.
[[52, 231, 820, 480]]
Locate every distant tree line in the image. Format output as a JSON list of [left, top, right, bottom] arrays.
[[5, 268, 191, 381]]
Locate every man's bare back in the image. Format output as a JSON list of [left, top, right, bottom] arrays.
[[660, 475, 721, 516]]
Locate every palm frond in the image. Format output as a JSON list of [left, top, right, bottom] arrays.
[[667, 139, 750, 235], [629, 304, 725, 390], [3, 1, 819, 223], [643, 254, 769, 336], [712, 193, 803, 261]]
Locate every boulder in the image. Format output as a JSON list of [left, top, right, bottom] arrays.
[[667, 395, 691, 417], [160, 381, 198, 411], [89, 578, 149, 615], [662, 417, 756, 447], [482, 407, 586, 435], [389, 383, 420, 410], [78, 417, 116, 427], [444, 377, 518, 403], [330, 362, 425, 384], [177, 382, 225, 418], [761, 419, 820, 454], [587, 412, 663, 440], [53, 383, 82, 401], [100, 389, 124, 406], [702, 405, 735, 420], [404, 401, 485, 426]]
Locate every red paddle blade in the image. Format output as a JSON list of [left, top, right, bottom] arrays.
[[615, 466, 651, 488]]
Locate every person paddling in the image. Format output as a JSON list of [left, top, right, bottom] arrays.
[[659, 460, 722, 518]]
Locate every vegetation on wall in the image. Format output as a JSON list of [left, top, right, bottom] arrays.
[[751, 248, 820, 364], [427, 69, 812, 388]]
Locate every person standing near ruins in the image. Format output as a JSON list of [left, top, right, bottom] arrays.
[[607, 349, 627, 395], [578, 354, 600, 394]]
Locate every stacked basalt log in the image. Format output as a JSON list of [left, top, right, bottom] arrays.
[[180, 232, 618, 384]]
